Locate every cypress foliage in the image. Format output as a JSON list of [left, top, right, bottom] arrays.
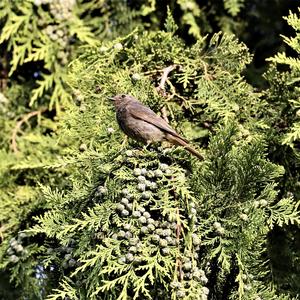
[[0, 1, 299, 300]]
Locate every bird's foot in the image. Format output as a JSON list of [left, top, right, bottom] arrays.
[[143, 141, 151, 151]]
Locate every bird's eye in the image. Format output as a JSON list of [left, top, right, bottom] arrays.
[[121, 94, 126, 98]]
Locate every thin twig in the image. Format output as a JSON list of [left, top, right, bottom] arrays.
[[142, 68, 164, 76], [0, 49, 8, 91], [0, 224, 5, 242], [201, 60, 213, 81], [11, 108, 47, 154], [157, 64, 177, 92], [156, 64, 177, 122]]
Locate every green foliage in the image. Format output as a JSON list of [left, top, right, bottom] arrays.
[[262, 9, 300, 296], [1, 2, 300, 300], [0, 0, 99, 109], [223, 0, 245, 16], [267, 9, 300, 148]]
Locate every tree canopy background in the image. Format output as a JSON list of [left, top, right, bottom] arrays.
[[0, 1, 300, 299]]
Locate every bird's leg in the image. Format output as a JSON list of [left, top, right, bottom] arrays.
[[143, 141, 152, 151]]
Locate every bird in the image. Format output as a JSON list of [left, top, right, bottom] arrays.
[[110, 94, 203, 160]]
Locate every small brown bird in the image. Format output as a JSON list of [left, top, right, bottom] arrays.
[[110, 94, 203, 160]]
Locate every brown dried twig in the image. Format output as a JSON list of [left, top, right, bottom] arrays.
[[156, 65, 177, 123], [11, 108, 47, 154], [157, 64, 177, 93], [0, 49, 9, 91]]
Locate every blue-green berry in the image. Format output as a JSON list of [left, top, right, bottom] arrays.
[[117, 203, 125, 211], [192, 233, 201, 246], [147, 224, 155, 232], [126, 253, 134, 262], [121, 210, 129, 217], [140, 226, 148, 234], [137, 175, 146, 183], [149, 182, 157, 190], [114, 43, 123, 50], [118, 231, 126, 239], [122, 189, 129, 196], [147, 218, 155, 224], [170, 281, 182, 289], [132, 73, 141, 81], [9, 255, 19, 263], [138, 206, 146, 213], [141, 191, 151, 199], [125, 150, 133, 157], [129, 238, 139, 245], [121, 198, 129, 205], [139, 216, 147, 224], [68, 259, 76, 267], [118, 257, 126, 264], [154, 169, 163, 177], [133, 168, 142, 176], [159, 163, 168, 171], [124, 231, 132, 239], [14, 244, 24, 253], [132, 211, 142, 218], [146, 170, 155, 178], [183, 261, 192, 271], [143, 211, 151, 219], [138, 183, 146, 191], [159, 239, 168, 247], [123, 224, 131, 230], [129, 246, 137, 253], [176, 289, 186, 298]]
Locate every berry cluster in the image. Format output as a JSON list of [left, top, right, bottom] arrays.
[[171, 277, 209, 300], [45, 25, 69, 45], [34, 0, 51, 6], [91, 158, 210, 297], [34, 0, 76, 20], [50, 0, 75, 20], [253, 199, 268, 208], [213, 221, 225, 235], [7, 233, 27, 263], [44, 25, 70, 64], [47, 241, 80, 270]]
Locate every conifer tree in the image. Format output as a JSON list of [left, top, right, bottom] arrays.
[[0, 1, 300, 300]]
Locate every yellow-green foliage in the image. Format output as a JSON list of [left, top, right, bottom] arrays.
[[1, 3, 300, 300]]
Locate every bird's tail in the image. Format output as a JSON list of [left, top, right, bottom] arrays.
[[166, 134, 204, 160]]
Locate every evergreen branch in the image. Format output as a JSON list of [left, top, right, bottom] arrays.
[[282, 122, 300, 145], [157, 64, 177, 93], [47, 278, 78, 300], [267, 197, 300, 228], [224, 0, 245, 17], [11, 107, 47, 154], [0, 13, 28, 43], [30, 73, 55, 106], [267, 53, 300, 70], [92, 272, 131, 296], [140, 0, 156, 16], [69, 18, 99, 47], [9, 37, 33, 75]]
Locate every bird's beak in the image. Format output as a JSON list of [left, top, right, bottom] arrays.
[[108, 96, 115, 101]]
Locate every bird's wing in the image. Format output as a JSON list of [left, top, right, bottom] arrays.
[[128, 102, 189, 143]]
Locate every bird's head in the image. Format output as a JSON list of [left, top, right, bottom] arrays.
[[108, 94, 138, 108]]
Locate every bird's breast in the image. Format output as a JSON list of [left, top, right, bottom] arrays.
[[116, 107, 165, 143]]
